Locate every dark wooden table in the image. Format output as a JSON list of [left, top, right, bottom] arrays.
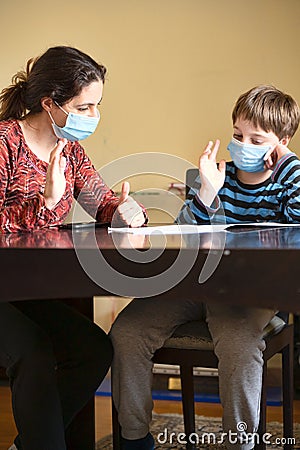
[[1, 224, 300, 448], [1, 225, 300, 311]]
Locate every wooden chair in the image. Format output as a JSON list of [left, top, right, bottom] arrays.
[[112, 316, 294, 450], [152, 316, 294, 450]]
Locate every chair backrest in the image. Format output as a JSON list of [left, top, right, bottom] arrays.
[[185, 168, 199, 198]]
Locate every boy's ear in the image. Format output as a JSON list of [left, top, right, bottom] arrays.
[[280, 136, 290, 146]]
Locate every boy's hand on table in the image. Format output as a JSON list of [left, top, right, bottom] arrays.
[[198, 140, 226, 207], [264, 144, 291, 170]]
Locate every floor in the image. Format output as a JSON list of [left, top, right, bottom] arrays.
[[1, 385, 300, 450]]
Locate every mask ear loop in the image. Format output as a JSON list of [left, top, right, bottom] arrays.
[[48, 102, 68, 143], [54, 101, 69, 116], [49, 101, 70, 135], [48, 110, 56, 125], [47, 100, 67, 126]]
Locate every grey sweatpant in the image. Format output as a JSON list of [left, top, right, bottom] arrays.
[[109, 295, 275, 450]]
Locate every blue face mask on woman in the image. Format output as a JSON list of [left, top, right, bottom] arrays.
[[227, 137, 272, 172], [49, 103, 100, 142]]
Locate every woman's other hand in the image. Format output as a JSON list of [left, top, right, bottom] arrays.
[[113, 182, 145, 227]]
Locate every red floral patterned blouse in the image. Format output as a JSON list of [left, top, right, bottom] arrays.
[[0, 120, 121, 233]]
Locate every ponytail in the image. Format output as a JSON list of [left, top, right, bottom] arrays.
[[0, 58, 33, 120]]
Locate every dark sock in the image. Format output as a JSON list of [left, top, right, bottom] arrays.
[[121, 432, 155, 449]]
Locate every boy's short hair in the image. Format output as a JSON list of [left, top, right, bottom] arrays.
[[232, 85, 300, 140]]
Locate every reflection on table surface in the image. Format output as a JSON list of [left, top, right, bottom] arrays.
[[0, 224, 300, 250]]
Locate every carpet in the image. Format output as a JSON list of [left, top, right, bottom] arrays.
[[96, 413, 300, 449]]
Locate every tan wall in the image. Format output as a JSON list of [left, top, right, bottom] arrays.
[[1, 0, 300, 192]]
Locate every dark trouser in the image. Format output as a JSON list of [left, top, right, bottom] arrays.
[[0, 300, 112, 450]]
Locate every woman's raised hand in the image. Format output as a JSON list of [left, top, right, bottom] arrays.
[[44, 139, 67, 210]]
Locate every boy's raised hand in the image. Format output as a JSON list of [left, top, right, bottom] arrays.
[[198, 140, 226, 207], [264, 143, 291, 170]]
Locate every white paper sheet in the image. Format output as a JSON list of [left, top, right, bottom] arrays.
[[108, 222, 300, 235]]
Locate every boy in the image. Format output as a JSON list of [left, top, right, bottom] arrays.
[[110, 85, 300, 450]]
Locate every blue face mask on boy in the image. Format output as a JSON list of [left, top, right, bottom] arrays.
[[49, 103, 100, 142], [227, 137, 272, 172]]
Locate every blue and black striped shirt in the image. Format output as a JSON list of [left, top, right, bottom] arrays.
[[176, 153, 300, 225]]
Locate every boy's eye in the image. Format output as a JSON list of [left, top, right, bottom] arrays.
[[233, 134, 242, 141], [251, 139, 264, 145]]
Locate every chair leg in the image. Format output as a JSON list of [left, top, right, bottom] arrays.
[[112, 399, 122, 450], [256, 362, 267, 450], [282, 341, 294, 450], [180, 364, 197, 450]]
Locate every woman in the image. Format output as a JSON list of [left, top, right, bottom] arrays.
[[0, 45, 146, 450]]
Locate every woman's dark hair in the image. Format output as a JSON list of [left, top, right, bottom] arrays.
[[0, 46, 107, 120]]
